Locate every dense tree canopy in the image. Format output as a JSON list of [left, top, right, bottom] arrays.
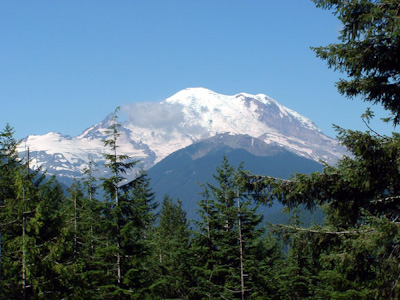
[[192, 158, 282, 299], [247, 127, 400, 298], [239, 1, 400, 298]]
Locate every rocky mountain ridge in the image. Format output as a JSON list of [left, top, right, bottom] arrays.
[[17, 87, 345, 180]]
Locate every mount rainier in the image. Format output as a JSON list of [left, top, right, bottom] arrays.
[[17, 87, 345, 180]]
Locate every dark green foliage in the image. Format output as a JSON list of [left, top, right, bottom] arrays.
[[231, 2, 400, 298], [0, 124, 22, 208], [120, 171, 158, 297], [192, 157, 282, 299], [0, 125, 67, 299], [0, 120, 161, 299], [58, 180, 105, 299], [97, 108, 157, 299], [148, 195, 194, 299], [311, 0, 400, 124], [248, 128, 400, 298], [6, 121, 399, 298], [275, 208, 319, 299]]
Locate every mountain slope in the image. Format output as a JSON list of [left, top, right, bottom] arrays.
[[17, 87, 345, 181], [147, 133, 324, 222]]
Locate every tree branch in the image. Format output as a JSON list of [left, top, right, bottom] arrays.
[[272, 223, 373, 235]]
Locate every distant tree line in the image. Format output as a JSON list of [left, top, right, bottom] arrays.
[[1, 0, 400, 299]]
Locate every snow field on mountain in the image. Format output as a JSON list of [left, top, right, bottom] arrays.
[[18, 87, 346, 179]]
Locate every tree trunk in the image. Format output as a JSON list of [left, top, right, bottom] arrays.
[[237, 188, 245, 300], [74, 192, 77, 255], [22, 187, 26, 300]]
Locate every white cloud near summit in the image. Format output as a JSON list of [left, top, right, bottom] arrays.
[[122, 102, 209, 137], [122, 102, 185, 130]]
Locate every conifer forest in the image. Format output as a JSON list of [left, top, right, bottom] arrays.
[[1, 1, 400, 299]]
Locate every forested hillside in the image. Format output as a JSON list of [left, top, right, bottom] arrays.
[[0, 120, 287, 299]]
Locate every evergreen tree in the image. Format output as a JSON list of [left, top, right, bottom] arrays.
[[58, 179, 104, 299], [149, 195, 193, 299], [0, 125, 65, 298], [31, 176, 67, 298], [120, 170, 157, 298], [98, 107, 156, 298], [275, 207, 318, 299], [248, 128, 400, 298], [0, 124, 26, 298], [0, 124, 22, 220], [311, 0, 400, 124], [243, 2, 400, 298], [192, 157, 281, 299], [82, 157, 98, 202]]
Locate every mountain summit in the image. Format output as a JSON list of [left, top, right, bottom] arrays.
[[18, 87, 345, 180]]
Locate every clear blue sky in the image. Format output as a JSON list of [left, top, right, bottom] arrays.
[[0, 0, 395, 140]]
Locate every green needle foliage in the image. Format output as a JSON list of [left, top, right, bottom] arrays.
[[0, 124, 66, 299], [192, 157, 281, 299], [148, 195, 193, 299], [312, 0, 400, 124], [97, 107, 157, 299], [247, 126, 400, 299], [243, 1, 400, 298]]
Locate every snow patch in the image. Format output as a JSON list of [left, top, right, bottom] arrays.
[[19, 87, 345, 178]]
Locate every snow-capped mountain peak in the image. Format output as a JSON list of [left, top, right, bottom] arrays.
[[18, 88, 346, 181], [163, 87, 319, 138]]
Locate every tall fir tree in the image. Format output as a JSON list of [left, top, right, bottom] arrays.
[[192, 157, 281, 299], [120, 170, 157, 298], [148, 195, 193, 299], [98, 107, 156, 299], [275, 207, 318, 299], [243, 1, 400, 298], [57, 179, 104, 299], [0, 124, 67, 298]]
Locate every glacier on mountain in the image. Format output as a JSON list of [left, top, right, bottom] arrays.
[[17, 87, 346, 180]]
